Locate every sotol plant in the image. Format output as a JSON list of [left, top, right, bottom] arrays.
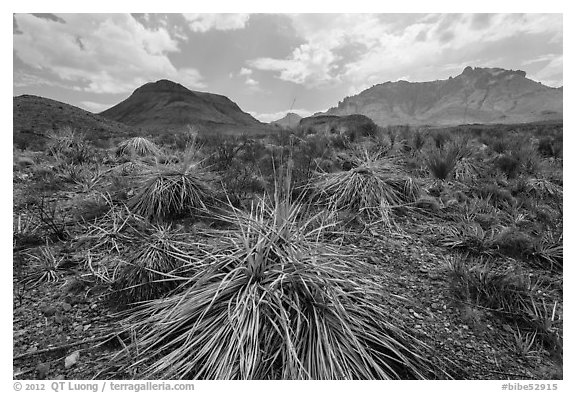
[[128, 153, 216, 220], [313, 148, 419, 222], [114, 183, 435, 379]]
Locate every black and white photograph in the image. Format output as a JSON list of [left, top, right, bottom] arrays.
[[9, 4, 567, 388]]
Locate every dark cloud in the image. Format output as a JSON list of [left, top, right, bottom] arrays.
[[471, 14, 495, 30], [75, 36, 85, 51], [31, 13, 66, 23]]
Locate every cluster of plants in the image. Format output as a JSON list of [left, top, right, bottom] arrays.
[[13, 120, 562, 379]]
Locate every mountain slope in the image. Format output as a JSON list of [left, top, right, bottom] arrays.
[[271, 112, 303, 129], [13, 95, 130, 149], [324, 67, 562, 126], [100, 79, 265, 133]]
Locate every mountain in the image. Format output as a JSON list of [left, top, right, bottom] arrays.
[[13, 95, 130, 150], [324, 67, 563, 126], [100, 79, 267, 134], [299, 114, 377, 140], [271, 112, 303, 129]]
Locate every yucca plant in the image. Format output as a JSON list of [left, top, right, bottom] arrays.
[[113, 224, 189, 305], [313, 149, 419, 222], [424, 142, 467, 181], [114, 184, 435, 379], [128, 155, 216, 220], [116, 137, 161, 157], [22, 245, 64, 287]]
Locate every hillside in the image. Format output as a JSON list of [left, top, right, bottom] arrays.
[[100, 80, 268, 134], [13, 95, 130, 149], [324, 67, 563, 126], [271, 112, 303, 129]]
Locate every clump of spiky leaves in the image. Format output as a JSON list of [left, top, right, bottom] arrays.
[[128, 155, 216, 220], [22, 245, 65, 287], [112, 224, 188, 305], [114, 191, 435, 379], [447, 256, 562, 354], [116, 137, 161, 157], [425, 142, 468, 181], [313, 148, 419, 222]]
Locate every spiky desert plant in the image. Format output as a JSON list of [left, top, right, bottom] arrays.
[[113, 224, 188, 305], [128, 155, 215, 220], [424, 142, 467, 181], [114, 190, 435, 379], [313, 148, 419, 222], [116, 137, 161, 157], [22, 245, 64, 287]]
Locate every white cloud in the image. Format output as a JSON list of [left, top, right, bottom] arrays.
[[239, 67, 252, 76], [80, 100, 110, 113], [13, 13, 205, 94], [247, 13, 563, 88], [183, 14, 250, 33]]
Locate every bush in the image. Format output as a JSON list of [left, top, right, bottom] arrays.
[[313, 149, 419, 222], [128, 156, 216, 221], [424, 143, 466, 181], [116, 137, 161, 157], [113, 224, 187, 305], [115, 193, 435, 379]]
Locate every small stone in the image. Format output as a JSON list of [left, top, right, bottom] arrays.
[[414, 325, 422, 329], [41, 306, 57, 317], [62, 303, 72, 312], [73, 326, 83, 335], [36, 362, 50, 379], [414, 312, 424, 319], [65, 351, 80, 368]]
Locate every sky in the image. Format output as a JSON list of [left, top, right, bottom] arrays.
[[13, 13, 563, 122]]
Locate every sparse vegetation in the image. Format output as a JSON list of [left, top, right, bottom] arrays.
[[13, 121, 562, 380]]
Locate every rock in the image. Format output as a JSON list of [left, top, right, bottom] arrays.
[[61, 302, 72, 312], [65, 351, 80, 368], [36, 362, 50, 379], [41, 305, 57, 317]]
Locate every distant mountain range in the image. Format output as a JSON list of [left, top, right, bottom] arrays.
[[99, 79, 267, 134], [14, 67, 563, 149], [323, 66, 562, 126]]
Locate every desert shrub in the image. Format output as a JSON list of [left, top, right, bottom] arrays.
[[531, 232, 563, 272], [46, 127, 95, 164], [128, 155, 216, 220], [113, 192, 435, 379], [313, 149, 420, 222], [116, 137, 161, 157], [22, 245, 65, 287], [494, 154, 521, 179], [430, 130, 450, 149], [113, 224, 187, 305], [537, 135, 562, 159], [447, 256, 562, 354], [438, 221, 497, 256], [424, 143, 466, 181], [491, 227, 534, 259]]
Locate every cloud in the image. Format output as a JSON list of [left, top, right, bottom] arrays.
[[246, 13, 563, 88], [183, 14, 250, 33], [31, 13, 66, 23], [13, 13, 205, 94]]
